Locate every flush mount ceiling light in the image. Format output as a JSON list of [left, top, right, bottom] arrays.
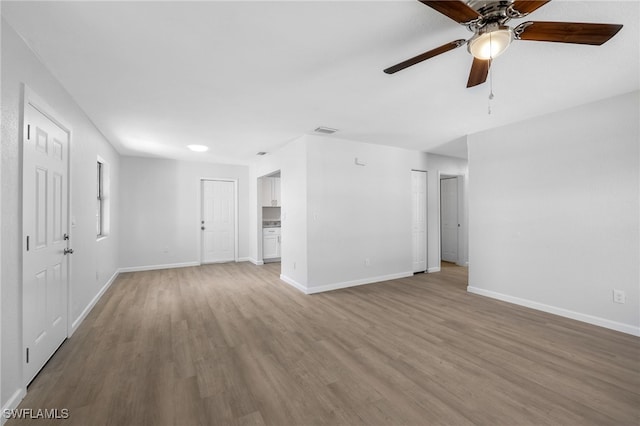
[[187, 144, 209, 152], [467, 23, 513, 60]]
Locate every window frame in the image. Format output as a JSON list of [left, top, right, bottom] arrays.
[[97, 160, 104, 238]]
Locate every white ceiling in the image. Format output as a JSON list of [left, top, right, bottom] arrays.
[[2, 1, 638, 163]]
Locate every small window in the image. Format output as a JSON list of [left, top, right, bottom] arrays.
[[97, 161, 104, 237], [96, 157, 110, 239]]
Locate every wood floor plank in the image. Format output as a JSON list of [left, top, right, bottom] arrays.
[[9, 262, 640, 425]]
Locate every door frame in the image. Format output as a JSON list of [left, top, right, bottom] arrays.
[[438, 172, 465, 267], [21, 85, 73, 386], [199, 178, 239, 264], [256, 170, 281, 264]]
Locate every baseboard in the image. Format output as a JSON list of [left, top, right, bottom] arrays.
[[305, 271, 413, 295], [248, 258, 264, 266], [279, 274, 308, 294], [70, 269, 119, 335], [1, 387, 27, 425], [118, 261, 200, 273], [467, 286, 640, 337], [427, 267, 441, 273], [237, 257, 251, 262]]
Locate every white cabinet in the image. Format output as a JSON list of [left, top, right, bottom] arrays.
[[262, 177, 281, 207], [263, 227, 281, 260]]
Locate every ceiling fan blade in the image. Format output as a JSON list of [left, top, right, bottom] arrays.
[[418, 1, 480, 24], [467, 58, 490, 88], [510, 1, 551, 16], [516, 21, 623, 45], [384, 39, 466, 74]]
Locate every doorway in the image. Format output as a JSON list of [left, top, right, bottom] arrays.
[[200, 179, 237, 264], [258, 171, 282, 270], [440, 176, 460, 264], [22, 88, 71, 385]]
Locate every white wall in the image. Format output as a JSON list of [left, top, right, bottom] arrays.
[[1, 20, 121, 412], [119, 157, 250, 270], [426, 153, 469, 271], [468, 91, 640, 335], [250, 134, 459, 293], [250, 137, 309, 287], [306, 135, 418, 291], [249, 135, 469, 293]]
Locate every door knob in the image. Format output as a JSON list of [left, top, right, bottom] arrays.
[[64, 248, 74, 255]]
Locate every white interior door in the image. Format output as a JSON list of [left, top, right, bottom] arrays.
[[22, 99, 70, 385], [201, 180, 235, 263], [441, 177, 459, 263], [411, 171, 427, 273]]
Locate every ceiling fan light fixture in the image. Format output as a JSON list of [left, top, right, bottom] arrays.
[[468, 25, 513, 60]]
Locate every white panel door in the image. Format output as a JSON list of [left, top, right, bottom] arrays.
[[441, 177, 459, 263], [411, 171, 427, 273], [201, 180, 235, 263], [23, 101, 69, 384]]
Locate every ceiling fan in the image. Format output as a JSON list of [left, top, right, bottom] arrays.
[[384, 0, 623, 87]]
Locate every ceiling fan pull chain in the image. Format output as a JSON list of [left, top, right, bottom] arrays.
[[487, 33, 495, 115], [488, 57, 494, 115]]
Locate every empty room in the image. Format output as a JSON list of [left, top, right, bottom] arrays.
[[1, 1, 639, 425]]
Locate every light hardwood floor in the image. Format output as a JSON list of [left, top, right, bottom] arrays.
[[10, 262, 640, 425]]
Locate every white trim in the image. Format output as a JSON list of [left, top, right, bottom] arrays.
[[69, 269, 119, 335], [467, 286, 640, 337], [119, 261, 200, 273], [280, 274, 309, 294], [305, 272, 414, 295], [237, 257, 251, 262], [248, 258, 264, 266], [427, 267, 441, 273], [1, 388, 27, 425]]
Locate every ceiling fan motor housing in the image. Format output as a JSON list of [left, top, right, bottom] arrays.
[[465, 0, 515, 31]]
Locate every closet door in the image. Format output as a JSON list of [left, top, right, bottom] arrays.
[[412, 171, 427, 273]]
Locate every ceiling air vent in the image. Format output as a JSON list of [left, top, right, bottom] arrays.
[[314, 126, 338, 135], [256, 152, 267, 156]]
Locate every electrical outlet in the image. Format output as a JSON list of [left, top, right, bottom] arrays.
[[365, 258, 370, 266], [613, 289, 626, 304]]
